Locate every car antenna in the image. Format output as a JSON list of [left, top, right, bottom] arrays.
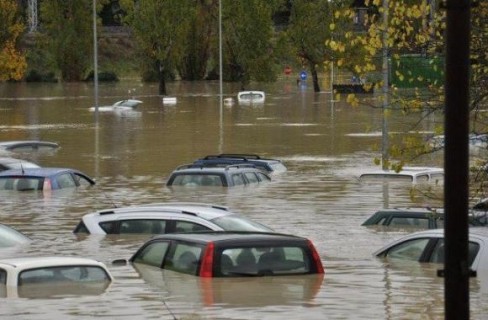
[[20, 161, 25, 175], [98, 187, 118, 208]]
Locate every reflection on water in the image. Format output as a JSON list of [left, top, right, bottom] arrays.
[[0, 80, 486, 319]]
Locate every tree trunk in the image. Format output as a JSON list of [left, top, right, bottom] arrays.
[[158, 61, 166, 95], [311, 66, 320, 93]]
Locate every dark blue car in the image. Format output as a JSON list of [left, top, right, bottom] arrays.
[[192, 154, 287, 174], [0, 168, 95, 191]]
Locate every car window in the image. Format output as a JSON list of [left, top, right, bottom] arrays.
[[73, 173, 94, 187], [219, 246, 310, 276], [231, 174, 245, 186], [430, 240, 480, 266], [0, 268, 6, 284], [0, 224, 30, 247], [120, 220, 166, 234], [389, 217, 429, 228], [416, 175, 429, 183], [244, 172, 259, 184], [0, 178, 42, 191], [256, 172, 271, 182], [384, 238, 430, 261], [56, 173, 77, 189], [133, 241, 170, 267], [18, 266, 111, 285], [99, 221, 117, 234], [173, 221, 211, 233], [200, 175, 223, 186], [73, 221, 89, 234], [165, 243, 203, 275]]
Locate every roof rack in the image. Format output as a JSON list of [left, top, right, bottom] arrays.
[[203, 154, 262, 160], [136, 202, 228, 211], [224, 164, 257, 170]]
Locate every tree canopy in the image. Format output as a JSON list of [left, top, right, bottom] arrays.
[[0, 0, 27, 81]]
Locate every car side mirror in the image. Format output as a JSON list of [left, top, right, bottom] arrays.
[[112, 259, 128, 266]]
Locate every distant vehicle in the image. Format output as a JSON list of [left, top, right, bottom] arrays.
[[373, 228, 488, 271], [0, 223, 31, 248], [359, 166, 444, 184], [362, 207, 488, 229], [0, 256, 113, 298], [0, 168, 95, 191], [430, 134, 488, 151], [112, 99, 142, 110], [237, 91, 265, 105], [0, 157, 40, 172], [73, 203, 273, 235], [117, 232, 324, 277], [166, 164, 271, 187], [192, 154, 287, 174], [0, 140, 59, 152]]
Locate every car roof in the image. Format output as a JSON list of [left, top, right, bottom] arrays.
[[0, 167, 82, 177], [0, 256, 108, 269], [148, 231, 307, 244], [0, 140, 59, 150], [172, 164, 262, 173], [360, 166, 444, 176], [86, 203, 232, 220]]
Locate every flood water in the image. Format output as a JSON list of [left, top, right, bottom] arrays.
[[0, 79, 486, 319]]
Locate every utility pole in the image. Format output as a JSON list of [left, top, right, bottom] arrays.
[[381, 0, 389, 170]]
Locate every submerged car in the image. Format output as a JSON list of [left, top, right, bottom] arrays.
[[192, 154, 287, 174], [374, 228, 488, 271], [0, 157, 40, 172], [121, 232, 324, 277], [73, 203, 273, 235], [362, 207, 488, 229], [0, 223, 31, 248], [0, 168, 95, 191], [0, 256, 113, 298], [166, 164, 271, 187], [359, 166, 444, 184], [0, 140, 59, 152]]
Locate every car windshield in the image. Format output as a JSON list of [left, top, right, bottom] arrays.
[[210, 214, 273, 232], [269, 162, 287, 173], [0, 224, 30, 247]]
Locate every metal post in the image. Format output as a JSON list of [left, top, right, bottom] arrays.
[[444, 0, 471, 319], [218, 0, 223, 153], [381, 0, 389, 170], [93, 0, 99, 125]]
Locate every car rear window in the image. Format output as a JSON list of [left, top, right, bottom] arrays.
[[219, 246, 310, 276], [0, 177, 43, 191], [18, 266, 111, 285]]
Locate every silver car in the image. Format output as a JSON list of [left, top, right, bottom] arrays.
[[73, 203, 273, 235]]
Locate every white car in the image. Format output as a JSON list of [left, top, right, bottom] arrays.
[[374, 228, 488, 271], [359, 166, 444, 184], [0, 223, 31, 248], [0, 257, 113, 298], [73, 202, 273, 235], [0, 157, 40, 172], [0, 256, 113, 286]]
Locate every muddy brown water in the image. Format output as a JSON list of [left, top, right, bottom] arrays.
[[0, 80, 486, 319]]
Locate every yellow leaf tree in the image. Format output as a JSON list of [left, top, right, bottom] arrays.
[[0, 0, 27, 81]]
